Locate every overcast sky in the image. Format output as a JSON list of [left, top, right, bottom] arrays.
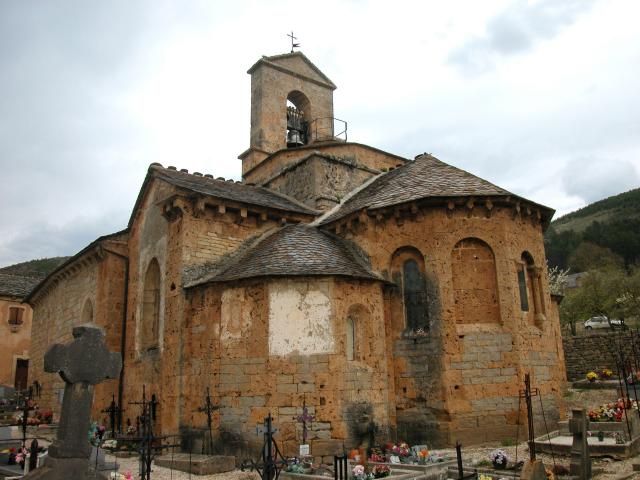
[[1, 0, 639, 267]]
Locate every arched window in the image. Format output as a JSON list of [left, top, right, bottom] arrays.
[[520, 251, 544, 327], [141, 258, 161, 351], [286, 90, 311, 148], [451, 238, 501, 324], [81, 299, 94, 324], [346, 315, 356, 361], [345, 304, 370, 361], [390, 247, 430, 332]]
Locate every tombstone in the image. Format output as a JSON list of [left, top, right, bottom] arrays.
[[89, 445, 118, 472], [569, 408, 592, 480], [23, 324, 122, 480]]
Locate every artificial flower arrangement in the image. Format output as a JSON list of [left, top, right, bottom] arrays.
[[285, 456, 314, 474], [601, 368, 613, 379], [110, 472, 133, 480], [391, 443, 411, 458], [626, 371, 640, 384], [36, 409, 53, 424], [352, 464, 391, 479], [369, 443, 445, 465], [102, 439, 118, 450], [588, 399, 626, 422], [489, 449, 509, 469], [369, 453, 386, 463], [586, 372, 598, 382]]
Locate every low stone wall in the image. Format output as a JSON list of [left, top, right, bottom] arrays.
[[562, 332, 634, 381]]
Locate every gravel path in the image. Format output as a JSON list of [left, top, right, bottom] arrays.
[[105, 453, 261, 480]]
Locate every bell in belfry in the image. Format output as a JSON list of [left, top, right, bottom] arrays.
[[287, 129, 304, 148]]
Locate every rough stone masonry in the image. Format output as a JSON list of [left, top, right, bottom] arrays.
[[26, 51, 566, 459]]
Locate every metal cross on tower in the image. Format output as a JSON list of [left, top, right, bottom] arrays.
[[287, 31, 300, 53], [295, 398, 315, 445], [196, 387, 219, 454]]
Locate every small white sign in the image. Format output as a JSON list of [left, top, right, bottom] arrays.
[[299, 444, 310, 456], [390, 455, 401, 464]]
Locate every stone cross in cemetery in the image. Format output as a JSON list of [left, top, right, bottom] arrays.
[[24, 324, 122, 479], [569, 408, 592, 480]]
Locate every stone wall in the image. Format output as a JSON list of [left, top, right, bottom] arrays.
[[339, 202, 566, 445], [121, 177, 287, 436], [182, 277, 391, 462], [562, 332, 632, 381], [264, 154, 376, 210], [29, 244, 126, 421], [244, 143, 407, 185]]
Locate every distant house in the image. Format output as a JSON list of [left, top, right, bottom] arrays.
[[0, 273, 41, 390], [565, 272, 588, 292]]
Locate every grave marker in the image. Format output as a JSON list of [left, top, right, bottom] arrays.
[[569, 409, 592, 480], [23, 323, 121, 479]]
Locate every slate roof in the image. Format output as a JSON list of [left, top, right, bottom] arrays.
[[185, 224, 382, 287], [0, 273, 43, 299], [151, 165, 318, 216], [320, 154, 553, 224]]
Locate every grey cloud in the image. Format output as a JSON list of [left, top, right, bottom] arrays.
[[448, 0, 597, 74], [0, 212, 127, 268], [561, 157, 640, 204]]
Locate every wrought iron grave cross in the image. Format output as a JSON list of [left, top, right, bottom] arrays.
[[519, 373, 540, 461], [102, 393, 124, 437], [295, 398, 315, 445], [197, 387, 219, 454]]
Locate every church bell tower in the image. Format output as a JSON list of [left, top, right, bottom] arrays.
[[239, 52, 337, 177]]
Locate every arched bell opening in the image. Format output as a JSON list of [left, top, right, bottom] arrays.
[[286, 90, 311, 148]]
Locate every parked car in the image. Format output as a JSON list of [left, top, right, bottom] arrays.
[[583, 316, 627, 330]]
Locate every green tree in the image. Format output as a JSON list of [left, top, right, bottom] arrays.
[[567, 242, 624, 272], [559, 267, 627, 335]]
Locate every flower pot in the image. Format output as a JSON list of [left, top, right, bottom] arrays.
[[493, 460, 507, 470]]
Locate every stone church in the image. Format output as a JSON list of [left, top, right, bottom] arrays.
[[27, 52, 566, 456]]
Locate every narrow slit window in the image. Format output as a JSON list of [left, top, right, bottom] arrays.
[[346, 316, 356, 361]]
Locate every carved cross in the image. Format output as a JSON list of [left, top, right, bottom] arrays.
[[569, 409, 592, 480], [44, 324, 122, 459], [296, 399, 315, 445]]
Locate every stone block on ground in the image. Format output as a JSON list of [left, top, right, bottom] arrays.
[[155, 453, 235, 475], [520, 460, 547, 480]]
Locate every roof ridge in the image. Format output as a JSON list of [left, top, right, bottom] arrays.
[[147, 163, 319, 216]]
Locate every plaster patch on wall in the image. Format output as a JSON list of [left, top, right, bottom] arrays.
[[221, 288, 251, 341], [268, 280, 334, 356]]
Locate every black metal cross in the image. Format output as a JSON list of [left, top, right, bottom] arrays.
[[241, 413, 288, 480], [519, 373, 540, 461], [287, 31, 300, 53], [196, 387, 219, 455], [295, 398, 315, 445], [101, 394, 124, 437], [19, 387, 34, 448]]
